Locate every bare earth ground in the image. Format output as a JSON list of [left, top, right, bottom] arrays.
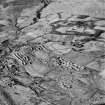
[[0, 0, 105, 105]]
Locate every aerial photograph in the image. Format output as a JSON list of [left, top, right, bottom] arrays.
[[0, 0, 105, 105]]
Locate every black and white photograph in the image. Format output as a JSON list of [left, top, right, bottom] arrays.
[[0, 0, 105, 105]]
